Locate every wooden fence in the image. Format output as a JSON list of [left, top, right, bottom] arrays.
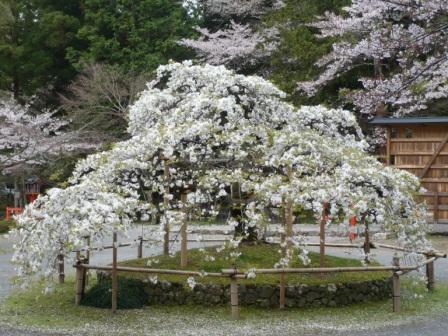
[[68, 234, 446, 319], [381, 123, 448, 223], [418, 192, 448, 224]]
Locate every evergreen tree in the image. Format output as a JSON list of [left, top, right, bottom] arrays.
[[0, 1, 13, 26], [0, 0, 82, 100], [68, 0, 196, 73]]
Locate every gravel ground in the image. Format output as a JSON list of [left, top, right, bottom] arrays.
[[1, 227, 448, 336]]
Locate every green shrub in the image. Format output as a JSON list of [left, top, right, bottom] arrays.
[[81, 277, 148, 309], [0, 219, 14, 234]]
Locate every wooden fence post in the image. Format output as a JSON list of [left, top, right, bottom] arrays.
[[285, 200, 293, 243], [363, 219, 371, 264], [426, 255, 435, 291], [163, 158, 170, 256], [112, 231, 118, 314], [281, 173, 292, 309], [320, 203, 328, 268], [279, 272, 286, 309], [84, 236, 91, 287], [75, 259, 85, 305], [57, 254, 65, 284], [181, 192, 188, 268], [392, 256, 400, 313], [137, 236, 143, 259], [230, 275, 239, 319]]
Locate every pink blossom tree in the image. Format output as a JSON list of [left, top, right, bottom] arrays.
[[0, 96, 96, 175], [297, 0, 448, 116], [179, 0, 283, 72]]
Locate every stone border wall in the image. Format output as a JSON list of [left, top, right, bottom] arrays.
[[97, 272, 392, 308]]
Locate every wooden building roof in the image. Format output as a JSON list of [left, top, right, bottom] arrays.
[[369, 117, 448, 125]]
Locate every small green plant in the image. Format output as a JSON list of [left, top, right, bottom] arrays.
[[81, 277, 148, 309], [0, 219, 14, 234]]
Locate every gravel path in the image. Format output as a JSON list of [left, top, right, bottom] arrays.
[[0, 326, 71, 336], [1, 228, 447, 336], [0, 235, 16, 302]]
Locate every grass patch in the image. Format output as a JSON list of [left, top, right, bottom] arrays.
[[120, 243, 389, 285], [0, 219, 14, 234], [1, 277, 448, 335]]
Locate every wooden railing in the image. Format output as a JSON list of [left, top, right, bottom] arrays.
[[70, 236, 446, 319]]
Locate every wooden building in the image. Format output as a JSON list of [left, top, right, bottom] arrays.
[[370, 117, 448, 224]]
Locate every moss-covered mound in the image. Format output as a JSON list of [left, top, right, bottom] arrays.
[[120, 243, 389, 285]]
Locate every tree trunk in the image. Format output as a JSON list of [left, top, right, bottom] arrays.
[[232, 182, 257, 242], [374, 58, 385, 117], [13, 177, 19, 208], [363, 220, 371, 264], [319, 203, 328, 268], [21, 175, 27, 207]]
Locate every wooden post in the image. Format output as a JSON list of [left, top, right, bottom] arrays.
[[84, 236, 91, 286], [181, 192, 188, 268], [279, 273, 286, 309], [281, 163, 293, 309], [85, 236, 91, 262], [320, 203, 328, 268], [75, 260, 85, 305], [163, 159, 170, 256], [137, 236, 143, 259], [230, 276, 239, 319], [363, 219, 371, 264], [285, 199, 293, 245], [285, 167, 293, 244], [426, 255, 435, 291], [112, 231, 118, 314], [280, 198, 286, 245], [279, 197, 293, 309], [57, 254, 65, 284], [392, 256, 400, 313]]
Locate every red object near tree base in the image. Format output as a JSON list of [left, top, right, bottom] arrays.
[[349, 216, 357, 240], [26, 192, 39, 203], [6, 207, 22, 220]]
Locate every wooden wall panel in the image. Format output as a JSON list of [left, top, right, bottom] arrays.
[[385, 124, 448, 223]]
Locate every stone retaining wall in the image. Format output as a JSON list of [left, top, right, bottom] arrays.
[[97, 272, 392, 308]]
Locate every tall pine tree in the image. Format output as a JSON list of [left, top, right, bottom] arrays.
[[68, 0, 196, 73], [0, 0, 82, 100]]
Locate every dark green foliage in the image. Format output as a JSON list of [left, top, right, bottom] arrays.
[[68, 0, 197, 73], [0, 219, 14, 233], [81, 277, 148, 309], [0, 0, 196, 102], [264, 0, 352, 106], [0, 0, 82, 100]]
